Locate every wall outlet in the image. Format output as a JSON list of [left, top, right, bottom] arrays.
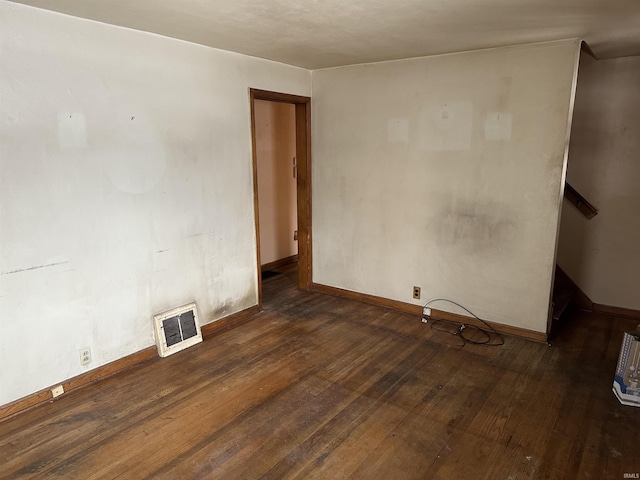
[[413, 286, 421, 299], [80, 347, 92, 366], [51, 385, 64, 398]]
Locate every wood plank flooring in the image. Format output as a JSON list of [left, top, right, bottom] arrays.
[[1, 267, 639, 479]]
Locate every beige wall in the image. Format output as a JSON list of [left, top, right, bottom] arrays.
[[312, 40, 580, 333], [0, 2, 310, 406], [557, 54, 640, 310], [255, 100, 298, 266]]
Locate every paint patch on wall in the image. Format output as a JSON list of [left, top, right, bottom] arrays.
[[419, 103, 472, 151], [387, 118, 409, 143], [57, 112, 87, 149], [484, 112, 512, 140]]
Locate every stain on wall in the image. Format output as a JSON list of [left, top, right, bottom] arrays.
[[312, 40, 580, 332], [429, 199, 516, 258], [0, 2, 310, 406]]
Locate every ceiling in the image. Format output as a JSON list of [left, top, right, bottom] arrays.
[[8, 0, 640, 69]]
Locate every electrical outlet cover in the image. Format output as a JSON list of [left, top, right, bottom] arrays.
[[51, 385, 64, 398], [80, 347, 92, 365]]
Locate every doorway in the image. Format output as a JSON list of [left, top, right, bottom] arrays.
[[250, 89, 312, 308]]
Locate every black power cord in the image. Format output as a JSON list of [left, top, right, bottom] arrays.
[[421, 298, 504, 347]]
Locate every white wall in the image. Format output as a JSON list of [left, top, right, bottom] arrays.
[[557, 54, 640, 310], [312, 40, 579, 333], [0, 2, 310, 406], [255, 100, 298, 266]]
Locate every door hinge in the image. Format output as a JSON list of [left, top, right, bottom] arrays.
[[294, 230, 298, 241], [293, 157, 297, 178]]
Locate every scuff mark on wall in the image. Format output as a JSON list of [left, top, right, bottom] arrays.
[[1, 261, 70, 276], [210, 290, 256, 322], [0, 0, 310, 407], [312, 39, 578, 332]]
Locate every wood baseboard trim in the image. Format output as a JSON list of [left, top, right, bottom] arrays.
[[0, 304, 261, 423], [312, 283, 547, 343], [312, 283, 422, 316], [554, 266, 640, 319], [593, 303, 640, 320], [261, 255, 298, 272], [201, 305, 261, 340], [0, 346, 158, 423], [424, 307, 548, 343]]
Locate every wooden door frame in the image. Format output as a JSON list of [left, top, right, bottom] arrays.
[[250, 89, 312, 309]]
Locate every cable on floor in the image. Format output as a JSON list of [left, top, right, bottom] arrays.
[[421, 298, 504, 347]]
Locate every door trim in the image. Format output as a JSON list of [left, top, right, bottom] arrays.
[[250, 89, 312, 309]]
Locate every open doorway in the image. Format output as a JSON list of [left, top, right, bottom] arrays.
[[250, 89, 312, 308], [254, 99, 297, 277]]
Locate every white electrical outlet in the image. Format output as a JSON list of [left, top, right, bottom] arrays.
[[51, 385, 64, 398], [80, 347, 92, 366], [423, 307, 431, 316]]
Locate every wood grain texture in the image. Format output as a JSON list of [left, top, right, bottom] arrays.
[[0, 347, 157, 423], [1, 266, 638, 479], [294, 99, 312, 291], [313, 283, 548, 343], [0, 305, 259, 423]]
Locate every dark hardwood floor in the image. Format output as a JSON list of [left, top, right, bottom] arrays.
[[1, 266, 639, 479]]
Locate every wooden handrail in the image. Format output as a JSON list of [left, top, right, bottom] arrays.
[[564, 182, 598, 219]]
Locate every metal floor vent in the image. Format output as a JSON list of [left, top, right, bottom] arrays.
[[153, 302, 203, 357]]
